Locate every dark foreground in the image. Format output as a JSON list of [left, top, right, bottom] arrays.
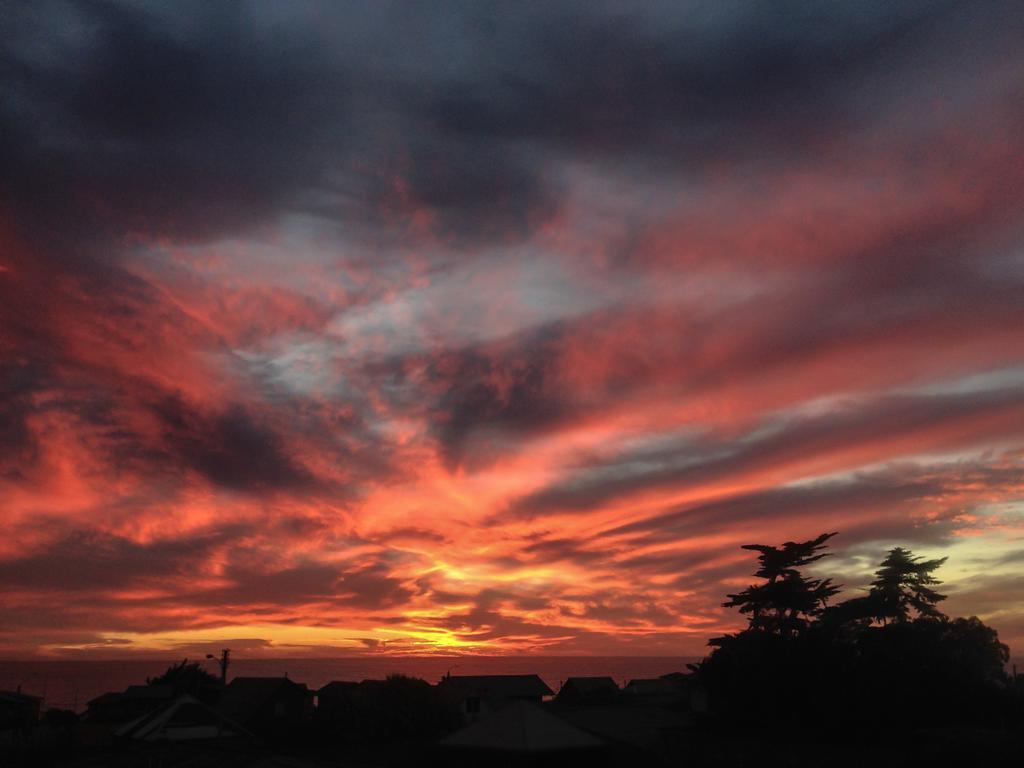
[[3, 665, 1023, 768], [6, 537, 1023, 766]]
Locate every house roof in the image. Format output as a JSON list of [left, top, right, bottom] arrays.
[[123, 684, 176, 700], [438, 674, 553, 699], [86, 691, 120, 707], [623, 678, 677, 695], [658, 672, 693, 686], [116, 694, 252, 742], [317, 680, 360, 696], [441, 700, 603, 752], [0, 690, 42, 705], [218, 677, 309, 721], [560, 706, 694, 751], [560, 677, 619, 694], [223, 677, 308, 697], [86, 684, 175, 708]]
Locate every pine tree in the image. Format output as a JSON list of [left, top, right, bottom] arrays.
[[723, 532, 840, 636], [868, 547, 947, 623]]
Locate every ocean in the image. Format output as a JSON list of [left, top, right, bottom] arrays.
[[0, 656, 698, 713]]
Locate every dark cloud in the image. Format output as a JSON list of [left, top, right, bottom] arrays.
[[150, 396, 318, 491], [520, 537, 610, 565], [2, 0, 560, 255], [509, 387, 1024, 519], [356, 134, 557, 248], [9, 1, 1015, 259], [181, 560, 414, 613], [196, 564, 342, 606], [0, 527, 236, 592], [425, 335, 567, 468], [371, 526, 450, 545], [2, 0, 1023, 656], [2, 0, 350, 251], [427, 604, 565, 643], [575, 599, 678, 628], [428, 3, 938, 160], [0, 361, 43, 477], [610, 478, 955, 551], [0, 525, 416, 625], [168, 638, 275, 656], [945, 575, 1024, 617], [332, 563, 416, 609]]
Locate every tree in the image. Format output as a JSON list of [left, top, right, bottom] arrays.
[[938, 616, 1010, 686], [852, 615, 1012, 729], [868, 547, 947, 623], [147, 659, 222, 703], [696, 533, 1021, 739], [721, 532, 840, 637]]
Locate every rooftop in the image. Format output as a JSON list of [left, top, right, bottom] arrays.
[[438, 674, 554, 699], [442, 700, 603, 752], [560, 676, 619, 693]]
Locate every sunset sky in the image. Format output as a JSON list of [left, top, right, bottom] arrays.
[[2, 1, 1023, 659]]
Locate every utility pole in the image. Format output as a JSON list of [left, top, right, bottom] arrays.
[[207, 648, 230, 686]]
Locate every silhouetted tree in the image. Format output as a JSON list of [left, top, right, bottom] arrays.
[[941, 616, 1011, 685], [820, 593, 876, 630], [695, 533, 1021, 740], [720, 532, 840, 637], [852, 615, 1013, 730], [868, 546, 947, 623], [147, 658, 221, 703]]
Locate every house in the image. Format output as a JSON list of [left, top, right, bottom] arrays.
[[559, 705, 694, 760], [0, 689, 42, 744], [623, 678, 676, 696], [83, 684, 177, 724], [217, 677, 313, 731], [554, 676, 619, 705], [316, 680, 362, 719], [439, 699, 605, 765], [622, 673, 706, 710], [317, 676, 460, 741], [78, 683, 180, 746], [658, 671, 709, 712], [115, 694, 253, 743], [437, 674, 553, 722]]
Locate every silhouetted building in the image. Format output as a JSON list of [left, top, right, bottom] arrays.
[[84, 684, 177, 724], [659, 672, 709, 712], [623, 678, 675, 696], [218, 677, 313, 731], [315, 676, 461, 744], [439, 699, 605, 766], [550, 676, 697, 761], [554, 676, 619, 705], [0, 689, 41, 744], [316, 680, 362, 720], [78, 684, 179, 746], [438, 674, 553, 722], [614, 673, 709, 714], [559, 705, 694, 759], [115, 694, 253, 743]]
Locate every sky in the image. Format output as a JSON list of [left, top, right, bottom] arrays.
[[2, 0, 1023, 659]]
